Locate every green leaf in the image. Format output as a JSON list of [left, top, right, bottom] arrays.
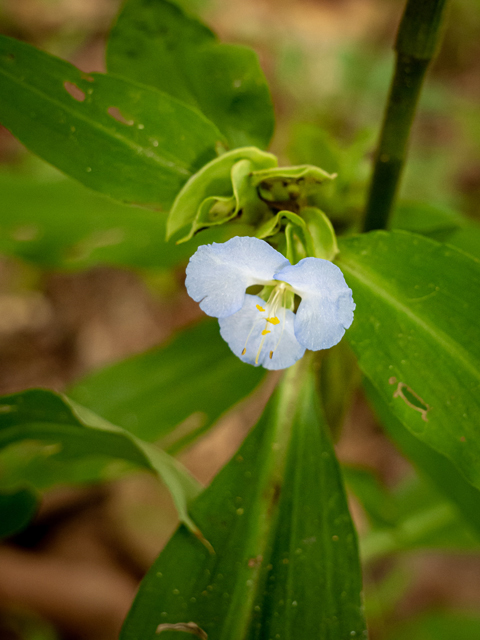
[[0, 390, 202, 534], [387, 611, 480, 640], [343, 466, 399, 529], [364, 380, 480, 538], [288, 123, 341, 175], [338, 231, 480, 491], [345, 460, 479, 564], [106, 0, 275, 149], [345, 460, 480, 562], [393, 201, 480, 259], [0, 169, 246, 270], [167, 147, 277, 239], [69, 320, 265, 453], [0, 488, 38, 538], [359, 477, 479, 563], [120, 357, 366, 640], [287, 123, 374, 222], [0, 35, 224, 210], [0, 172, 232, 269], [317, 340, 360, 439], [0, 439, 137, 494]]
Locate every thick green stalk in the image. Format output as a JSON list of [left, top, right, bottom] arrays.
[[363, 0, 450, 232]]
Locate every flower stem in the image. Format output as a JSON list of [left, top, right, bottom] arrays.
[[362, 0, 450, 232]]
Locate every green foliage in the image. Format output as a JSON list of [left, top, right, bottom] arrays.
[[365, 380, 480, 538], [287, 123, 374, 224], [0, 172, 232, 269], [317, 340, 360, 439], [352, 468, 480, 562], [0, 390, 201, 534], [120, 359, 366, 640], [0, 488, 38, 539], [387, 611, 480, 640], [0, 0, 479, 635], [69, 320, 265, 452], [0, 35, 223, 210], [339, 231, 480, 490], [393, 201, 480, 259], [107, 0, 275, 150]]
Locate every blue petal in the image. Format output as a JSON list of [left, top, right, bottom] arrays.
[[275, 257, 355, 350], [219, 294, 306, 370], [185, 236, 289, 318]]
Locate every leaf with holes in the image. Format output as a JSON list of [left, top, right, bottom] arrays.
[[364, 379, 480, 540], [0, 35, 224, 210], [120, 357, 366, 640], [69, 321, 265, 453], [0, 390, 202, 535], [107, 0, 274, 149], [337, 230, 480, 490]]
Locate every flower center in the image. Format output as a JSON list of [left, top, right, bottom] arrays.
[[241, 282, 292, 364]]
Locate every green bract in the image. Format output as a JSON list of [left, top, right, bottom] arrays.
[[167, 146, 339, 258], [167, 147, 277, 241]]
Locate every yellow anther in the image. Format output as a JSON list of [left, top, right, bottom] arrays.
[[269, 351, 273, 359], [261, 329, 271, 336], [241, 348, 246, 355], [256, 304, 265, 312], [267, 316, 280, 325]]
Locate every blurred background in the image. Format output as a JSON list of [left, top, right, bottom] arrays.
[[1, 0, 480, 638]]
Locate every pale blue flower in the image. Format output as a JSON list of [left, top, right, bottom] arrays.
[[185, 236, 355, 370]]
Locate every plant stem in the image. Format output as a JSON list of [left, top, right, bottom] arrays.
[[363, 0, 450, 232]]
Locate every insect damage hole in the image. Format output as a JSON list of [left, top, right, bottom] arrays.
[[107, 106, 134, 126], [392, 380, 431, 422], [156, 622, 207, 639], [64, 81, 85, 102]]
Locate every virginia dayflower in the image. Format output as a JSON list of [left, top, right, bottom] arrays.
[[185, 236, 355, 370]]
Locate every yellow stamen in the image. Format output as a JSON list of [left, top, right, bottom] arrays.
[[246, 283, 293, 363], [269, 288, 288, 359]]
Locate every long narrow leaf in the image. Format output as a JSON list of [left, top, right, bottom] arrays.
[[121, 358, 366, 640], [0, 390, 202, 535]]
